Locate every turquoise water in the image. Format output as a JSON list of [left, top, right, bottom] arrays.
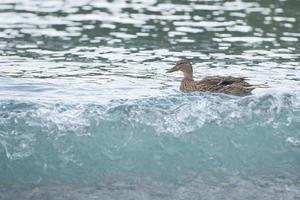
[[0, 0, 300, 199]]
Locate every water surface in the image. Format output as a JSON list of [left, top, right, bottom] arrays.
[[0, 0, 300, 199]]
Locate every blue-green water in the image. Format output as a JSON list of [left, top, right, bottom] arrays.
[[0, 0, 300, 199]]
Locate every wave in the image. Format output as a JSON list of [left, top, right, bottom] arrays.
[[0, 92, 299, 183]]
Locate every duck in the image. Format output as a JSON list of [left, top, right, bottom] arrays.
[[166, 60, 255, 95]]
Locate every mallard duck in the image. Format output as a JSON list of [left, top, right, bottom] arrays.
[[167, 60, 255, 95]]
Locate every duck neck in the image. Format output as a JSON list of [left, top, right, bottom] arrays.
[[183, 72, 193, 80]]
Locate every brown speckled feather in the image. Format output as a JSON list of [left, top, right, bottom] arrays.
[[167, 60, 255, 95], [180, 76, 254, 95]]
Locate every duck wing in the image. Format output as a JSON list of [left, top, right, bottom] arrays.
[[197, 76, 224, 85], [189, 76, 254, 94], [198, 76, 250, 87]]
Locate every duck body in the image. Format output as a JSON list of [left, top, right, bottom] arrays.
[[180, 76, 254, 94], [167, 60, 255, 95]]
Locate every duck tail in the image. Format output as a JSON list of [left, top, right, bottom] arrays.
[[244, 86, 256, 93]]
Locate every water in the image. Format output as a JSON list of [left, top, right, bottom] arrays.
[[0, 0, 300, 199]]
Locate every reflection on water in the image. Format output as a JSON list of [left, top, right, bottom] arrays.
[[0, 0, 299, 102]]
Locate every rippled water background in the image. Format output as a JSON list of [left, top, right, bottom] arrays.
[[0, 0, 300, 199]]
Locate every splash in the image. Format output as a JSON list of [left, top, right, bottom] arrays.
[[0, 92, 299, 183]]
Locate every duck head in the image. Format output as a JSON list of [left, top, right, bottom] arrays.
[[167, 60, 193, 79]]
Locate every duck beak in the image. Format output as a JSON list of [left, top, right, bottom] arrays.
[[166, 65, 178, 73]]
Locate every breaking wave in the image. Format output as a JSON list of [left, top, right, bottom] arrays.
[[0, 91, 300, 183]]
